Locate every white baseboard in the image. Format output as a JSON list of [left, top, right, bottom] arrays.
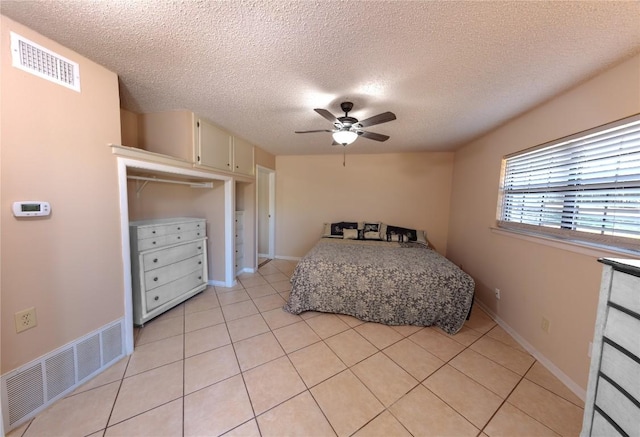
[[474, 300, 586, 402], [1, 318, 126, 432], [208, 279, 232, 287]]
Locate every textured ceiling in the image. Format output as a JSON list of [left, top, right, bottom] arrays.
[[2, 1, 639, 156]]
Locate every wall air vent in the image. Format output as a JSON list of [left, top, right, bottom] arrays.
[[10, 31, 80, 92], [1, 319, 125, 431]]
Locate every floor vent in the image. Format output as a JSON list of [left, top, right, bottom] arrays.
[[77, 335, 101, 381], [102, 323, 123, 365], [10, 31, 80, 92], [1, 319, 125, 431], [45, 348, 75, 401], [4, 364, 43, 427]]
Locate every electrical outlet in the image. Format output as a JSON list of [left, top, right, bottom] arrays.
[[15, 307, 37, 333], [541, 317, 551, 334], [494, 288, 501, 300]]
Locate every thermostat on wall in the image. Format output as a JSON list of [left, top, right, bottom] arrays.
[[12, 201, 51, 217]]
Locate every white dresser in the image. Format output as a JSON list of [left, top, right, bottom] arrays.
[[235, 211, 244, 275], [581, 258, 640, 437], [130, 217, 208, 326]]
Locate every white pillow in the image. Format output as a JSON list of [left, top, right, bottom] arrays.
[[416, 230, 428, 246], [343, 228, 359, 239]]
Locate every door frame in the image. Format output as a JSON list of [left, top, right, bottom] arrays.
[[256, 165, 276, 264]]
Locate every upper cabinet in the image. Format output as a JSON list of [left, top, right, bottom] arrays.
[[137, 111, 254, 177], [231, 136, 255, 176], [196, 118, 232, 172], [196, 118, 254, 176]]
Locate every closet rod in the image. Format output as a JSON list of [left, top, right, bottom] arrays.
[[128, 175, 213, 195]]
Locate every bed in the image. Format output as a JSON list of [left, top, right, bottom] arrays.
[[283, 233, 475, 335]]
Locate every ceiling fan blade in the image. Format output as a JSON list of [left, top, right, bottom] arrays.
[[359, 130, 390, 142], [357, 111, 396, 128], [314, 108, 339, 124], [294, 129, 334, 134]]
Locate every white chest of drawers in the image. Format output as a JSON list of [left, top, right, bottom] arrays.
[[581, 258, 640, 437], [130, 217, 208, 326], [235, 211, 244, 275]]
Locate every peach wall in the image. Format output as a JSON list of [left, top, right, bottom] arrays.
[[120, 108, 139, 147], [1, 16, 123, 372], [447, 54, 640, 391], [255, 146, 275, 170], [275, 152, 454, 258]]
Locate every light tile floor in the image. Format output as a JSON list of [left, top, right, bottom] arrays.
[[9, 259, 585, 437]]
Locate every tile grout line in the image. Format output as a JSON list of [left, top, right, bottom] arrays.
[[100, 353, 133, 435], [182, 304, 186, 437], [239, 266, 339, 434], [476, 359, 558, 436], [218, 285, 262, 433], [18, 258, 582, 436], [399, 329, 495, 435]]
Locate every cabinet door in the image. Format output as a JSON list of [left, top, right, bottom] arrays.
[[233, 136, 255, 176], [197, 119, 232, 171]]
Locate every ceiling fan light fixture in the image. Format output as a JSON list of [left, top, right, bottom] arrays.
[[332, 129, 358, 145]]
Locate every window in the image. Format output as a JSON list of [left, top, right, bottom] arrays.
[[497, 114, 640, 254]]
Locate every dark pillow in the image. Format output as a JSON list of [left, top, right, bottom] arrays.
[[386, 225, 418, 242], [363, 222, 379, 232], [363, 222, 382, 240], [330, 221, 358, 236]]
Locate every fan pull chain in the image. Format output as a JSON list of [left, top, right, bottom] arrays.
[[343, 148, 346, 167]]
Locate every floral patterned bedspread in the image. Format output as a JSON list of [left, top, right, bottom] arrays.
[[284, 238, 475, 334]]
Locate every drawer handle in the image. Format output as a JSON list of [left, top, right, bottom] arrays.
[[197, 232, 200, 236], [177, 236, 181, 240], [154, 296, 159, 301], [153, 258, 158, 263], [152, 230, 156, 234], [198, 261, 202, 265], [153, 277, 158, 282], [198, 276, 202, 280], [152, 241, 157, 245], [198, 246, 202, 250], [235, 250, 238, 253], [177, 227, 181, 230]]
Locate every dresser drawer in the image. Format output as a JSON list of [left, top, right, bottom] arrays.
[[609, 271, 640, 315], [137, 220, 205, 239], [236, 241, 243, 254], [137, 229, 206, 251], [141, 240, 205, 271], [600, 342, 640, 404], [591, 410, 621, 437], [595, 376, 640, 436], [144, 255, 204, 290], [604, 307, 640, 359], [146, 270, 206, 311]]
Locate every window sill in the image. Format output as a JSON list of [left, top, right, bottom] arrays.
[[490, 227, 640, 259]]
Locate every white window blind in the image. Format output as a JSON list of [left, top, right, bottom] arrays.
[[498, 114, 640, 254]]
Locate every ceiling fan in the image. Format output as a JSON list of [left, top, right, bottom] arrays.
[[295, 102, 396, 146]]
